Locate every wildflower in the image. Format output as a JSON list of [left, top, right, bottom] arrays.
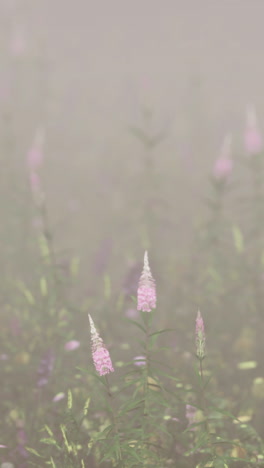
[[53, 392, 65, 402], [88, 314, 114, 376], [64, 340, 80, 351], [244, 106, 263, 155], [196, 310, 206, 359], [213, 135, 233, 180], [137, 251, 156, 312], [133, 356, 146, 366]]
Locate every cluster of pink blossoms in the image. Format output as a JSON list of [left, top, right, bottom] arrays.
[[195, 310, 206, 359], [137, 251, 156, 312], [89, 251, 157, 376], [88, 314, 114, 376]]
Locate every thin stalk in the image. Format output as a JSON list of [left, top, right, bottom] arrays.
[[105, 375, 124, 467], [141, 312, 153, 459], [198, 357, 215, 460]]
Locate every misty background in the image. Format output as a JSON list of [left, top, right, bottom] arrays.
[[1, 0, 264, 297]]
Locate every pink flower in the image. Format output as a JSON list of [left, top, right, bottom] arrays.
[[137, 251, 156, 312], [133, 355, 146, 366], [53, 392, 65, 402], [196, 310, 206, 359], [64, 340, 80, 351], [88, 314, 114, 376], [213, 135, 233, 180], [244, 106, 263, 155]]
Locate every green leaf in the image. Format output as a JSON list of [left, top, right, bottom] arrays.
[[40, 277, 48, 296], [103, 273, 111, 299], [49, 457, 57, 468], [40, 438, 60, 448], [38, 234, 50, 262], [83, 397, 91, 415], [207, 406, 240, 422], [44, 425, 54, 437], [70, 256, 80, 277], [184, 431, 208, 455], [150, 328, 176, 337], [237, 360, 257, 370], [26, 447, 44, 458], [122, 318, 146, 333], [232, 225, 244, 253], [67, 389, 73, 409]]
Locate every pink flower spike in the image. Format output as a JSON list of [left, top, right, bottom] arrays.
[[88, 314, 114, 376], [196, 310, 206, 359], [137, 251, 156, 312], [64, 340, 80, 351], [244, 106, 263, 155], [213, 135, 233, 180], [0, 445, 7, 448]]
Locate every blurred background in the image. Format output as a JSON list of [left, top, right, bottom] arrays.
[[2, 1, 264, 466], [1, 0, 264, 276]]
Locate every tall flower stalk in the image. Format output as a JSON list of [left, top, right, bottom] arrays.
[[88, 315, 124, 465], [88, 314, 114, 376], [137, 251, 156, 313], [195, 311, 214, 459], [137, 251, 156, 461]]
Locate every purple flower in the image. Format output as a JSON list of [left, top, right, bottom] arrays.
[[88, 314, 114, 376], [137, 251, 156, 312], [64, 340, 80, 351], [244, 106, 263, 155], [196, 310, 206, 359]]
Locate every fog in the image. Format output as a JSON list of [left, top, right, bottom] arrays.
[[2, 2, 264, 467]]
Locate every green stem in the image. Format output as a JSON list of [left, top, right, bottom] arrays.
[[141, 312, 153, 459], [105, 375, 124, 467], [199, 358, 215, 458]]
